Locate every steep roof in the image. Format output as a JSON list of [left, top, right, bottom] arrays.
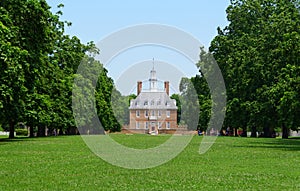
[[129, 91, 177, 110]]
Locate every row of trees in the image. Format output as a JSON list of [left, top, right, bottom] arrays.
[[0, 0, 121, 138], [188, 0, 300, 138], [1, 0, 299, 139]]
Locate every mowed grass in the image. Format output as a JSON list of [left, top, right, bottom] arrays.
[[0, 135, 300, 191]]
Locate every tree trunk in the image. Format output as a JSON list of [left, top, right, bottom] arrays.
[[282, 124, 289, 139], [241, 128, 247, 137], [9, 120, 15, 139], [29, 126, 34, 137], [59, 127, 64, 135], [263, 127, 271, 138], [234, 128, 238, 137], [37, 126, 45, 137], [251, 126, 257, 137]]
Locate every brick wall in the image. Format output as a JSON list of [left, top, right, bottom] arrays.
[[129, 109, 177, 130]]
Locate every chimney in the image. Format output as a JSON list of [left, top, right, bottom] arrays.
[[137, 81, 142, 95], [164, 81, 169, 96]]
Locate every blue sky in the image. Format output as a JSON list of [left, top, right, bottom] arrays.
[[48, 0, 231, 95]]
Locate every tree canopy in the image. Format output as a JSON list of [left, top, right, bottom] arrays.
[[209, 0, 300, 138], [1, 0, 299, 139], [0, 0, 121, 138]]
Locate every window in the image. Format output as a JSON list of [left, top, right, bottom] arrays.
[[158, 110, 162, 117], [145, 110, 149, 117], [151, 110, 155, 116], [157, 100, 161, 105], [158, 122, 162, 129], [135, 101, 139, 106], [166, 101, 170, 106], [144, 101, 148, 106], [145, 122, 149, 129], [136, 110, 140, 117], [166, 110, 170, 118], [166, 122, 170, 129], [151, 100, 154, 105], [151, 122, 155, 127], [136, 122, 140, 129]]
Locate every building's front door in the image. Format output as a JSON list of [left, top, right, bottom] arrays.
[[150, 122, 156, 134], [151, 122, 155, 131], [151, 126, 155, 131]]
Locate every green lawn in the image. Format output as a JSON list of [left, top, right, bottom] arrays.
[[0, 135, 299, 190]]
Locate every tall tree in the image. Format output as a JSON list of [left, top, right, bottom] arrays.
[[0, 0, 96, 137], [210, 0, 300, 138], [0, 6, 28, 138], [179, 77, 200, 130]]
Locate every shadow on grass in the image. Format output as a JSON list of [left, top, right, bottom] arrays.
[[0, 136, 63, 144], [231, 137, 300, 151], [0, 136, 34, 143]]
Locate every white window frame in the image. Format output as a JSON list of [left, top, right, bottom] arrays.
[[158, 122, 162, 129], [136, 110, 140, 117], [151, 110, 155, 116], [136, 122, 140, 129], [166, 110, 170, 118], [158, 110, 161, 118], [145, 122, 149, 129], [145, 110, 149, 117], [166, 122, 170, 129]]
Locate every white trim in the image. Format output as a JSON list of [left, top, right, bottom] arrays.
[[151, 110, 155, 116], [166, 110, 170, 118], [144, 110, 149, 117], [158, 122, 162, 129], [145, 121, 149, 129], [166, 122, 170, 129], [158, 110, 162, 118]]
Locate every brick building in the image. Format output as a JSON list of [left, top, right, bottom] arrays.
[[129, 66, 177, 134]]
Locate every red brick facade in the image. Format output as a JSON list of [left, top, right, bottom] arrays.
[[129, 109, 177, 131]]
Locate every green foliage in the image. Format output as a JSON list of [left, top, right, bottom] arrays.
[[0, 5, 28, 138], [179, 47, 215, 131], [15, 129, 28, 136], [179, 78, 200, 130], [0, 0, 119, 136], [210, 0, 300, 138], [95, 66, 121, 132], [112, 91, 136, 126], [73, 55, 121, 133], [170, 94, 181, 124]]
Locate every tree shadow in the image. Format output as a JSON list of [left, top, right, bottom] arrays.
[[0, 136, 47, 145], [231, 138, 300, 151]]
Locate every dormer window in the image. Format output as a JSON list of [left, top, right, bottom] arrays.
[[151, 100, 155, 105], [157, 100, 161, 105], [144, 101, 148, 106]]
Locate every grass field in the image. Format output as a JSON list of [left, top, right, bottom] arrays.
[[0, 135, 299, 190]]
